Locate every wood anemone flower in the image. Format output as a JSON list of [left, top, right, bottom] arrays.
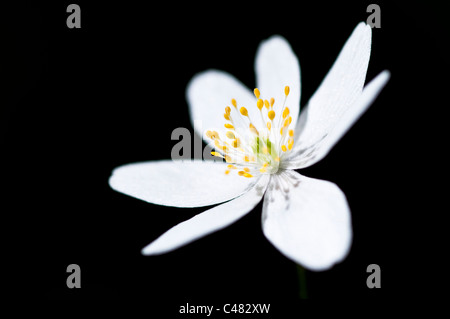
[[109, 22, 390, 271]]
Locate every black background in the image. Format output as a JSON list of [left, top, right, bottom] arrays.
[[3, 0, 447, 309]]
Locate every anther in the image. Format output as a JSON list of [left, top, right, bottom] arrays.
[[231, 99, 237, 108], [224, 124, 234, 129], [226, 131, 236, 139], [240, 107, 248, 117], [254, 88, 260, 99], [207, 131, 219, 140], [249, 123, 259, 135], [283, 116, 292, 127], [268, 110, 275, 121], [285, 86, 290, 96], [257, 99, 264, 110], [215, 142, 228, 152], [288, 138, 294, 150], [282, 107, 290, 119]]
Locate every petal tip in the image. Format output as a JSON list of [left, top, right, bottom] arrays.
[[356, 21, 372, 32], [141, 246, 152, 256], [141, 243, 164, 256], [257, 34, 292, 54], [380, 69, 391, 81]]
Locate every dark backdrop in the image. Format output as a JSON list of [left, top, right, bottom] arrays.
[[3, 0, 447, 308]]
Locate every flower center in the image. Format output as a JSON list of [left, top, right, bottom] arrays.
[[207, 86, 295, 178]]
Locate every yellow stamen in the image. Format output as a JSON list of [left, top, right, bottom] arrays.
[[227, 164, 237, 169], [240, 107, 248, 117], [207, 131, 219, 140], [231, 138, 241, 148], [226, 131, 236, 139], [225, 170, 230, 175], [264, 99, 270, 109], [224, 113, 230, 120], [221, 146, 229, 152], [281, 145, 287, 152], [225, 155, 233, 163], [249, 123, 259, 135], [238, 171, 245, 176], [224, 124, 234, 129], [282, 107, 290, 119], [243, 173, 253, 178], [266, 122, 271, 130], [254, 88, 260, 99], [231, 98, 237, 108], [257, 99, 264, 110], [270, 97, 275, 107], [283, 116, 292, 127], [289, 129, 294, 137], [244, 167, 250, 172], [268, 110, 275, 121], [285, 86, 290, 96], [288, 138, 294, 150], [225, 106, 231, 114], [211, 151, 222, 157]]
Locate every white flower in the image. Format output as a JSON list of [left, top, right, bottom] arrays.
[[109, 22, 390, 271]]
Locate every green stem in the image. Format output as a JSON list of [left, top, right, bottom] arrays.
[[296, 264, 308, 299]]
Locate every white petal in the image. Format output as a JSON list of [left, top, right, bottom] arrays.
[[283, 71, 390, 169], [109, 160, 258, 208], [142, 174, 270, 255], [186, 70, 261, 139], [262, 170, 352, 271], [284, 22, 372, 166], [255, 35, 301, 127], [319, 71, 390, 153]]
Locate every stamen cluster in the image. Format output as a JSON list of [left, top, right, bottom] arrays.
[[207, 86, 295, 178]]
